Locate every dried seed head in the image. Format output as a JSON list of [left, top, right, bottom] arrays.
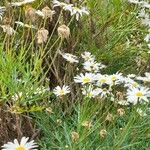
[[71, 131, 79, 142], [46, 107, 53, 113], [57, 24, 70, 39], [117, 108, 125, 116], [25, 6, 36, 22], [116, 91, 124, 100], [81, 120, 92, 129], [100, 129, 107, 138], [105, 113, 114, 122], [42, 6, 53, 20], [37, 28, 49, 44], [0, 25, 15, 35]]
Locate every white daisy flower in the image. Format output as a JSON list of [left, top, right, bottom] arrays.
[[12, 92, 23, 101], [95, 74, 112, 86], [126, 86, 150, 105], [137, 108, 147, 117], [136, 72, 150, 82], [34, 86, 49, 95], [1, 137, 38, 150], [0, 6, 6, 20], [81, 51, 95, 62], [99, 88, 111, 98], [61, 52, 79, 63], [15, 21, 37, 29], [82, 85, 101, 98], [53, 0, 72, 8], [144, 33, 150, 42], [69, 6, 89, 21], [109, 72, 124, 85], [124, 77, 139, 88], [83, 60, 106, 73], [128, 0, 140, 4], [74, 73, 95, 85], [53, 85, 70, 97], [9, 0, 35, 7]]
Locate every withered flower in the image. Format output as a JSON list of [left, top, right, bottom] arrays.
[[105, 113, 114, 122], [81, 120, 92, 129], [25, 6, 36, 22], [71, 131, 79, 142], [37, 28, 49, 44], [57, 24, 70, 39], [42, 6, 54, 20], [100, 129, 107, 138], [0, 25, 15, 35], [117, 108, 125, 116]]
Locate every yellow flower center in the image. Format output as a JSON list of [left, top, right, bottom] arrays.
[[100, 79, 106, 83], [60, 90, 65, 95], [16, 146, 25, 150], [135, 91, 143, 97], [83, 77, 91, 84], [112, 76, 117, 81]]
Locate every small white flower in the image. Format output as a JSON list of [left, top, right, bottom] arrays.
[[136, 72, 150, 82], [0, 6, 6, 20], [109, 72, 124, 85], [82, 85, 100, 98], [144, 33, 150, 42], [83, 60, 106, 73], [74, 73, 95, 85], [126, 86, 150, 105], [53, 0, 71, 8], [96, 74, 112, 86], [53, 85, 70, 97], [124, 77, 139, 88], [1, 136, 38, 150], [9, 0, 35, 7], [69, 6, 89, 21], [128, 0, 140, 4], [81, 51, 95, 62], [34, 86, 49, 95], [12, 92, 23, 101], [61, 52, 79, 63], [117, 100, 129, 106], [137, 108, 147, 117], [15, 21, 37, 29], [99, 88, 111, 98]]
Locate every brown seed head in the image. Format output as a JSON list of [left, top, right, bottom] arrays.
[[71, 131, 79, 142], [57, 24, 70, 39], [117, 108, 125, 116], [100, 129, 107, 138], [37, 28, 49, 44]]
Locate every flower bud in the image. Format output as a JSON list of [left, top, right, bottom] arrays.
[[57, 24, 70, 39]]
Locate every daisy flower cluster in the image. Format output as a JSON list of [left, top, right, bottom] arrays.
[[53, 51, 150, 106], [53, 0, 89, 21], [128, 0, 150, 50]]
